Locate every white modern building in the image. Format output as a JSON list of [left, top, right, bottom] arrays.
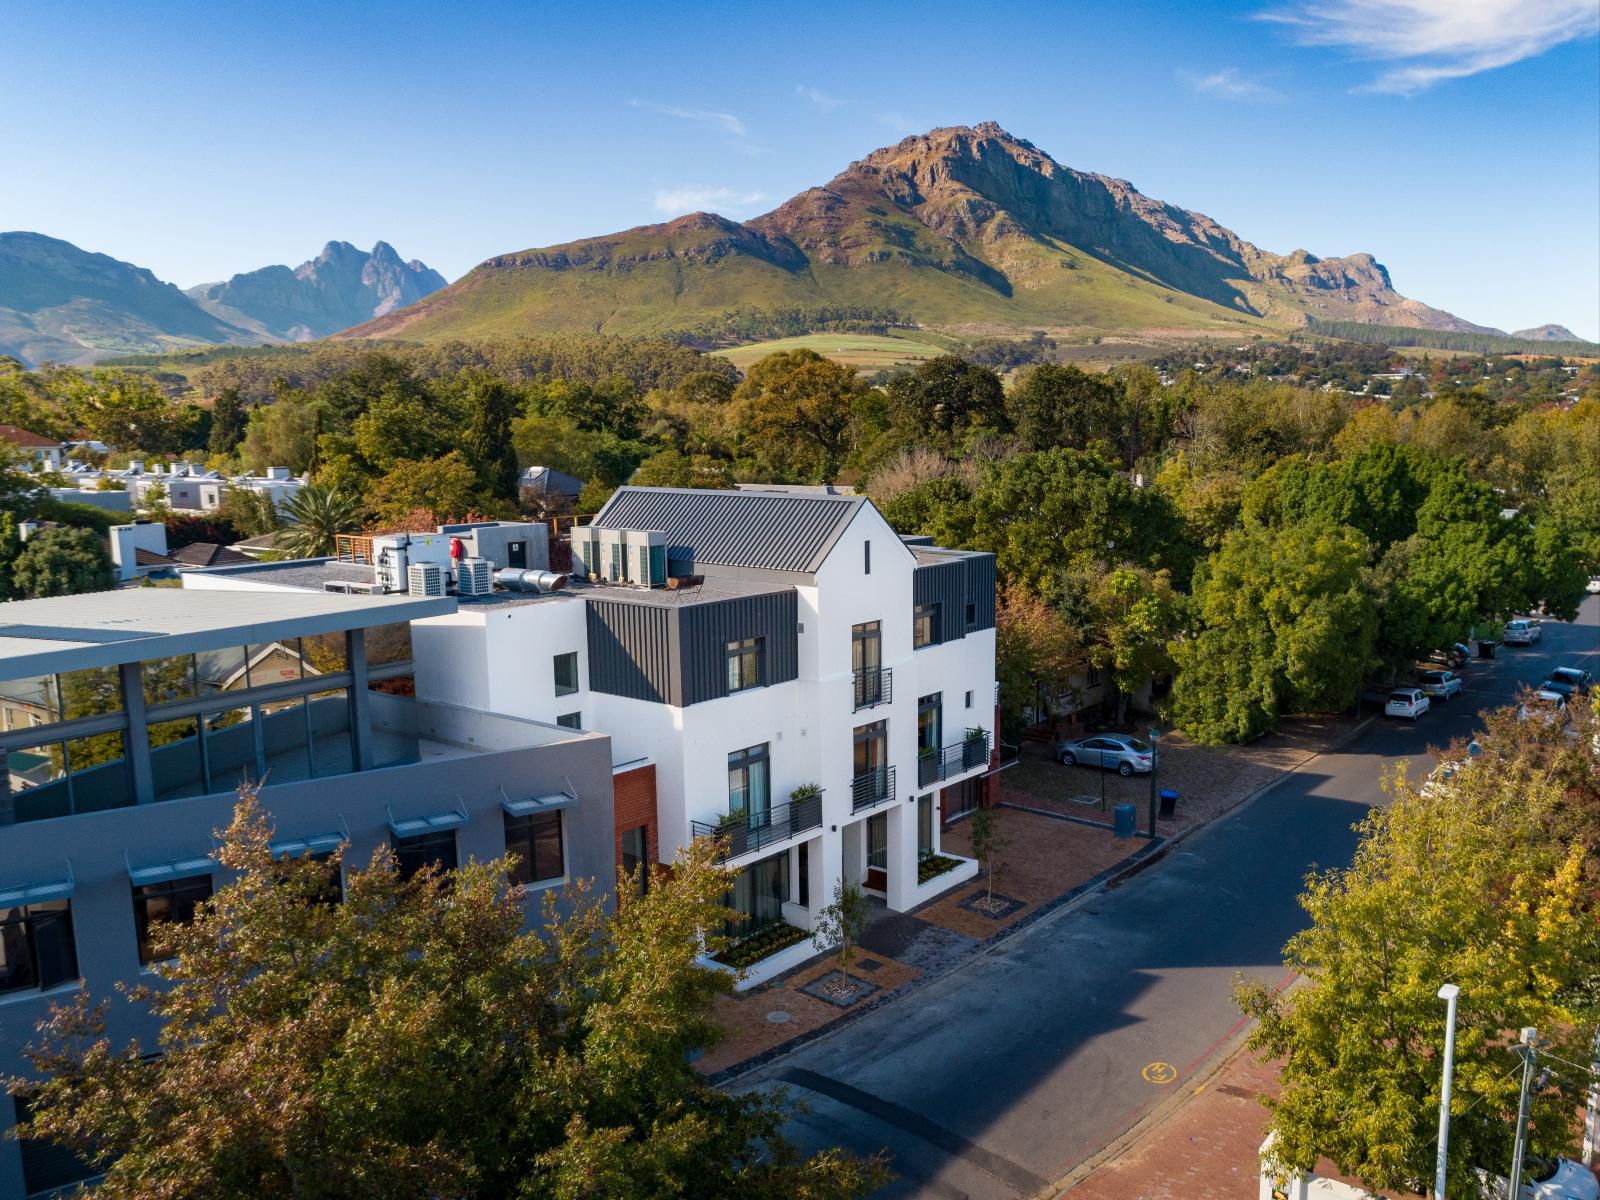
[[185, 489, 1000, 983], [55, 461, 306, 515]]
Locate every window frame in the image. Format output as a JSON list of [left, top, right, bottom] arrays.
[[553, 652, 580, 698], [727, 742, 771, 821], [913, 603, 938, 649], [390, 829, 459, 881], [504, 810, 565, 888], [0, 900, 78, 995], [725, 637, 765, 694], [132, 875, 214, 966], [555, 711, 582, 730]]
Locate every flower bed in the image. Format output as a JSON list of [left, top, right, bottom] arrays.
[[918, 854, 961, 884], [713, 922, 809, 970]]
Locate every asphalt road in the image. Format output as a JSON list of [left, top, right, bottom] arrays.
[[741, 597, 1600, 1200]]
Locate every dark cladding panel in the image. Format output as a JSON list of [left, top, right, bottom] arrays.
[[585, 600, 673, 703], [913, 560, 964, 646], [963, 553, 996, 632], [677, 591, 798, 706]]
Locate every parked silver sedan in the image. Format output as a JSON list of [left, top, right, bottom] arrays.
[[1055, 734, 1154, 776]]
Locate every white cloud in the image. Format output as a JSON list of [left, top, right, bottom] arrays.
[[630, 99, 748, 138], [1260, 0, 1599, 94], [1181, 67, 1280, 99], [796, 84, 845, 113], [652, 186, 770, 216]]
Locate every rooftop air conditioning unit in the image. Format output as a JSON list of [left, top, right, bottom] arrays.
[[456, 557, 492, 596], [596, 528, 629, 584], [407, 562, 444, 598], [347, 581, 387, 595], [629, 529, 667, 589], [322, 581, 354, 594]]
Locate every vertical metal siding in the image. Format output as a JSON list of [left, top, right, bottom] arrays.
[[913, 561, 965, 646], [585, 601, 673, 703], [964, 554, 997, 632], [676, 591, 798, 706]]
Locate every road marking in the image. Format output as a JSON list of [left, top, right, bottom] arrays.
[[1141, 1061, 1178, 1085]]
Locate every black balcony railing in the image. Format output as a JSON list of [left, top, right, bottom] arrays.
[[917, 730, 992, 787], [853, 666, 892, 710], [691, 791, 824, 860], [850, 764, 896, 813]]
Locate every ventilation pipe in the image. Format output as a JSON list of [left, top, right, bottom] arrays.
[[495, 568, 568, 593]]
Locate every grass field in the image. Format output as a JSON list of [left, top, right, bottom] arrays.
[[713, 333, 951, 373]]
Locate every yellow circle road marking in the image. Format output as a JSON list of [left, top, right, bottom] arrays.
[[1142, 1061, 1178, 1085]]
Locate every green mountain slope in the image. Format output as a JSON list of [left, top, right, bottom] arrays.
[[344, 123, 1492, 344]]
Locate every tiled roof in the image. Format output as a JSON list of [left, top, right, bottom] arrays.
[[591, 486, 864, 574], [133, 547, 178, 567], [0, 425, 59, 449]]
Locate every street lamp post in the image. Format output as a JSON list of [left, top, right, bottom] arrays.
[[1434, 983, 1460, 1198], [1146, 725, 1161, 839]]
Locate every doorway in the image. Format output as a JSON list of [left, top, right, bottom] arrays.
[[865, 812, 888, 894]]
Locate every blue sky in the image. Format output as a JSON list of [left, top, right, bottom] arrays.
[[4, 0, 1597, 339]]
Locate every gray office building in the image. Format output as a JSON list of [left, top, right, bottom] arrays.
[[0, 588, 616, 1197]]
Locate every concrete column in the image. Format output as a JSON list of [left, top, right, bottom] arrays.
[[886, 799, 918, 912], [119, 662, 155, 804], [347, 629, 373, 771]]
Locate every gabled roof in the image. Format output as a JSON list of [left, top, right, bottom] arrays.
[[591, 486, 867, 574], [0, 425, 59, 449], [520, 465, 584, 496], [133, 547, 178, 568]]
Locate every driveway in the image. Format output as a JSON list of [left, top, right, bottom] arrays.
[[739, 598, 1600, 1199]]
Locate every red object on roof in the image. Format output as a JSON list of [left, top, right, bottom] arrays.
[[0, 425, 59, 449]]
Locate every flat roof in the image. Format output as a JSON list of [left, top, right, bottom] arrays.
[[0, 588, 456, 679]]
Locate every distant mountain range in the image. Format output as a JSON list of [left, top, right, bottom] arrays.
[[1510, 324, 1586, 342], [0, 234, 445, 366], [344, 122, 1588, 347]]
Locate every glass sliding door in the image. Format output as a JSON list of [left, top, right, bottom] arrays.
[[726, 851, 789, 937], [918, 794, 934, 861], [728, 743, 771, 826], [852, 621, 882, 707]]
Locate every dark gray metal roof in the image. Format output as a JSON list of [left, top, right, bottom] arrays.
[[592, 487, 866, 574]]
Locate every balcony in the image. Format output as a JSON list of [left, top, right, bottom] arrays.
[[691, 791, 824, 860], [850, 764, 896, 813], [853, 666, 892, 711], [917, 730, 992, 788]]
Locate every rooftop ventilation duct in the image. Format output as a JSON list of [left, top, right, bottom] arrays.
[[495, 569, 568, 594]]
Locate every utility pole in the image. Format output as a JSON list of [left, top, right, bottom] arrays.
[[1435, 983, 1460, 1199], [1508, 1027, 1538, 1199], [1146, 725, 1161, 839]]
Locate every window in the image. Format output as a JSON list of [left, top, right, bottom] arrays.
[[725, 637, 764, 693], [964, 601, 977, 629], [1086, 665, 1104, 688], [553, 652, 579, 697], [965, 689, 974, 709], [852, 621, 883, 706], [913, 603, 938, 649], [918, 794, 935, 861], [726, 851, 788, 937], [391, 830, 458, 881], [728, 743, 771, 822], [14, 1091, 99, 1196], [917, 693, 942, 757], [556, 711, 582, 730], [505, 811, 564, 886], [864, 540, 871, 574], [866, 812, 888, 871], [132, 876, 212, 965], [620, 825, 649, 896], [947, 776, 983, 818], [0, 900, 77, 994]]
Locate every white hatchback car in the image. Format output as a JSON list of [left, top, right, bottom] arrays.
[[1386, 688, 1430, 720], [1482, 1155, 1600, 1199], [1504, 619, 1542, 645]]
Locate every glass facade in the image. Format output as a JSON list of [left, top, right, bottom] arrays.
[[726, 851, 788, 936], [913, 604, 938, 649]]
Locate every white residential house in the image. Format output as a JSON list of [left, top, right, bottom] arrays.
[[183, 490, 1000, 982], [0, 426, 62, 471]]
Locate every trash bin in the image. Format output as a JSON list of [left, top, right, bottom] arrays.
[[1478, 640, 1498, 659], [1159, 789, 1179, 818], [1113, 803, 1137, 839]]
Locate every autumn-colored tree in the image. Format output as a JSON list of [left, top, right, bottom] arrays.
[[9, 789, 890, 1199], [994, 588, 1087, 738]]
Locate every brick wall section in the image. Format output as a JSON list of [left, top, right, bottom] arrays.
[[612, 762, 659, 868]]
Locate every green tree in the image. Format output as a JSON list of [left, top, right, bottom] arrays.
[[57, 369, 189, 454], [1006, 363, 1120, 455], [1238, 751, 1598, 1198], [812, 878, 872, 984], [0, 511, 19, 601], [367, 451, 500, 529], [8, 789, 890, 1199], [966, 806, 1010, 903], [1076, 565, 1181, 721], [454, 369, 523, 501], [213, 487, 280, 538], [730, 350, 868, 481], [885, 355, 1007, 451], [1168, 522, 1376, 743], [277, 484, 363, 558], [630, 448, 735, 489], [351, 387, 457, 474], [207, 387, 248, 456], [239, 391, 325, 475], [994, 588, 1087, 739], [11, 526, 115, 597]]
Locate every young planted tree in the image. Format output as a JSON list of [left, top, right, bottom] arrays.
[[812, 878, 871, 984], [8, 788, 890, 1199], [967, 804, 1009, 904]]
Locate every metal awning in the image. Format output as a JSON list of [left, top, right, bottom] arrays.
[[386, 807, 468, 838], [501, 790, 578, 818], [127, 854, 215, 887], [0, 866, 74, 908], [269, 833, 345, 858]]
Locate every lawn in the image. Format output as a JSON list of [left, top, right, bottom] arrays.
[[713, 332, 949, 374]]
